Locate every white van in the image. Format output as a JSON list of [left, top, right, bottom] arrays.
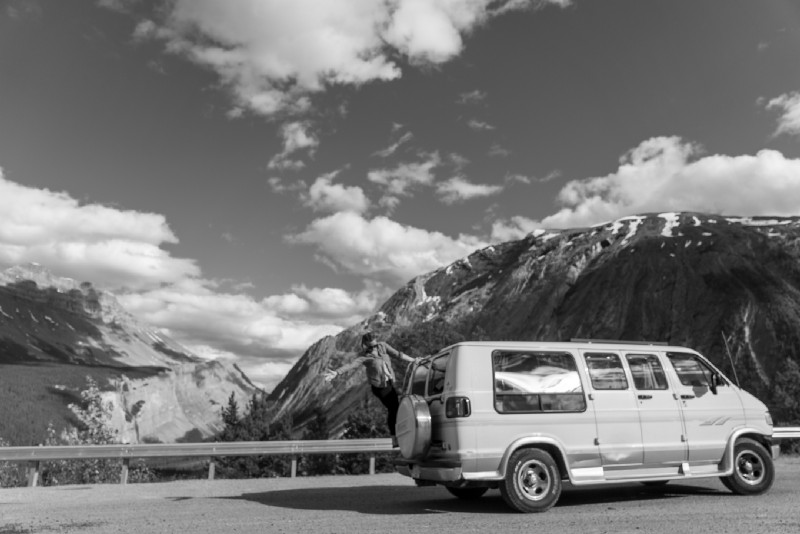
[[394, 340, 777, 513]]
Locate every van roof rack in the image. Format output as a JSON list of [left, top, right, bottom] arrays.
[[570, 338, 669, 346]]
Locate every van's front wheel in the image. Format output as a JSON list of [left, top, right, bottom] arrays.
[[720, 438, 774, 495], [500, 448, 561, 513]]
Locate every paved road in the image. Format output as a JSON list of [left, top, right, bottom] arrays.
[[2, 457, 799, 534]]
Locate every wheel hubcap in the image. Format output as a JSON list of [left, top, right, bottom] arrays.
[[735, 450, 764, 485], [516, 459, 551, 501]]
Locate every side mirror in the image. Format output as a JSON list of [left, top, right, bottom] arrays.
[[709, 373, 720, 395]]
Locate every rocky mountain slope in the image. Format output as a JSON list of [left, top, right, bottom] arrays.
[[0, 264, 259, 445], [268, 212, 800, 435]]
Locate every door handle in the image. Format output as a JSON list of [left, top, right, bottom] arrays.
[[681, 394, 695, 400], [638, 395, 652, 400]]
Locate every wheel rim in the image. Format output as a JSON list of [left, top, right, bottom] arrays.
[[515, 459, 552, 501], [735, 450, 765, 486]]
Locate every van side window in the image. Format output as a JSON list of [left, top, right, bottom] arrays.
[[428, 355, 448, 396], [626, 353, 668, 390], [492, 351, 586, 413], [410, 361, 429, 396], [585, 353, 628, 390], [667, 352, 715, 388]]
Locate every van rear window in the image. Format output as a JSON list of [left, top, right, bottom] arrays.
[[492, 351, 586, 413]]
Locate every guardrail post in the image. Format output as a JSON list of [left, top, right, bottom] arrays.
[[290, 456, 297, 478], [26, 461, 40, 487], [120, 458, 130, 485], [208, 459, 216, 480], [369, 455, 376, 475]]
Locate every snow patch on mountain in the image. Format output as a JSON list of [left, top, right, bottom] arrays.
[[659, 212, 680, 236]]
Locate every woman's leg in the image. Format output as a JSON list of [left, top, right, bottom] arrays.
[[371, 382, 400, 442]]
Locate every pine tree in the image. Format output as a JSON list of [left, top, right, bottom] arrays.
[[219, 392, 241, 441], [214, 391, 295, 478]]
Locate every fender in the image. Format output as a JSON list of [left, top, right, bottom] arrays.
[[495, 435, 573, 481], [718, 427, 774, 475]]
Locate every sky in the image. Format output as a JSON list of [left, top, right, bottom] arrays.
[[1, 0, 800, 390]]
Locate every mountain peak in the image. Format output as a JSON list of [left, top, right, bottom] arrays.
[[0, 263, 81, 292]]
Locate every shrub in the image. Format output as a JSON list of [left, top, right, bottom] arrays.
[[39, 377, 154, 486], [0, 436, 25, 488]]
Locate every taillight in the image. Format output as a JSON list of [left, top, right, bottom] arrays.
[[445, 396, 471, 418], [766, 412, 773, 426]]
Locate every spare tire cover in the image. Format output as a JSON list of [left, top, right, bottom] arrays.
[[396, 394, 432, 460]]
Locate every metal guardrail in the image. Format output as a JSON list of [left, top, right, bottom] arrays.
[[773, 427, 800, 439], [3, 429, 798, 488], [0, 439, 396, 487]]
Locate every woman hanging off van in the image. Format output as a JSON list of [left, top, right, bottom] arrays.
[[324, 332, 417, 447]]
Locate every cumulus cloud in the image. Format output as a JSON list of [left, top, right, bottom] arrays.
[[437, 176, 504, 204], [117, 274, 387, 389], [368, 153, 441, 209], [119, 281, 347, 389], [490, 216, 543, 242], [0, 170, 198, 289], [539, 136, 800, 229], [467, 119, 495, 131], [765, 91, 800, 137], [126, 0, 569, 117], [302, 172, 370, 214], [458, 89, 487, 105], [290, 211, 487, 283], [488, 144, 511, 157], [267, 176, 307, 194], [0, 168, 385, 390], [120, 277, 370, 354], [266, 284, 380, 320], [268, 121, 319, 170]]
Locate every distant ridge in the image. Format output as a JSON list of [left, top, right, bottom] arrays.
[[0, 263, 260, 445]]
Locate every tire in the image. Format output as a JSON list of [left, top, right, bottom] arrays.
[[396, 395, 431, 460], [500, 448, 562, 513], [720, 438, 775, 495], [446, 486, 489, 500]]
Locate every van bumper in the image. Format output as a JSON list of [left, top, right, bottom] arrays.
[[394, 458, 463, 482]]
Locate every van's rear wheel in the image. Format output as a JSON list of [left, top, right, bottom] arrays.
[[500, 448, 561, 513], [446, 486, 489, 500], [720, 438, 774, 495]]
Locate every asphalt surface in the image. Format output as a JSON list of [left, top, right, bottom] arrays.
[[2, 457, 799, 534]]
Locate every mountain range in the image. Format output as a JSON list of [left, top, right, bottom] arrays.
[[267, 212, 800, 436], [0, 263, 259, 445], [4, 211, 800, 446]]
